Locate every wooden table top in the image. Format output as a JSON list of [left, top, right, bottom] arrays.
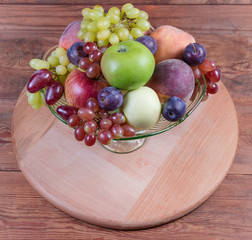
[[0, 1, 251, 239]]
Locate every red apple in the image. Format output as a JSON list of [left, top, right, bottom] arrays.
[[59, 20, 83, 50], [65, 69, 108, 108]]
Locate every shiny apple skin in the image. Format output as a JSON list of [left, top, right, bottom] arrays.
[[64, 69, 108, 108]]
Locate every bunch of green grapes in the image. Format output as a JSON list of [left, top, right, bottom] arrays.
[[28, 46, 77, 109], [77, 3, 151, 47]]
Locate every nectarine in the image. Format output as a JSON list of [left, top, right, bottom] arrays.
[[150, 25, 195, 64]]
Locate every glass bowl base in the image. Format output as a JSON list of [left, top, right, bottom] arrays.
[[99, 138, 147, 154]]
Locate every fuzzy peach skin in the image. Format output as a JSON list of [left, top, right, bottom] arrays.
[[150, 25, 196, 64], [59, 20, 82, 50]]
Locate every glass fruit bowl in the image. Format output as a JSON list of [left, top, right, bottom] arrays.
[[43, 46, 207, 154]]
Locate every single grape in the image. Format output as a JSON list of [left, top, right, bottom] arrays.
[[207, 82, 218, 94], [82, 8, 90, 18], [108, 7, 120, 15], [80, 18, 90, 29], [84, 31, 96, 43], [59, 55, 70, 66], [87, 22, 99, 33], [31, 101, 43, 110], [183, 43, 206, 66], [100, 118, 112, 130], [191, 66, 202, 79], [89, 50, 103, 62], [110, 112, 126, 125], [47, 56, 59, 67], [207, 67, 221, 83], [162, 97, 186, 122], [130, 28, 143, 38], [45, 81, 64, 105], [106, 13, 120, 24], [97, 29, 111, 41], [202, 91, 209, 102], [98, 87, 123, 111], [110, 125, 124, 139], [98, 129, 113, 145], [97, 109, 110, 119], [78, 107, 95, 121], [138, 10, 149, 19], [84, 120, 98, 133], [126, 8, 140, 19], [86, 98, 100, 112], [29, 59, 50, 70], [136, 19, 150, 31], [77, 29, 86, 40], [79, 57, 92, 70], [135, 35, 157, 54], [94, 5, 104, 14], [74, 126, 86, 141], [56, 65, 67, 75], [67, 63, 77, 72], [55, 47, 67, 58], [67, 42, 87, 66], [109, 33, 120, 45], [97, 17, 110, 30], [84, 133, 96, 146], [97, 39, 109, 47], [86, 63, 101, 78], [83, 42, 98, 54], [28, 92, 41, 105], [27, 69, 52, 93], [121, 3, 134, 13], [199, 59, 216, 73], [117, 28, 130, 41], [122, 124, 135, 137], [88, 9, 103, 21], [57, 105, 78, 120], [68, 115, 81, 128]]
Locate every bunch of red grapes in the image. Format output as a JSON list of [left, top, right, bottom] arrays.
[[67, 41, 108, 79], [183, 43, 221, 101], [57, 98, 135, 147]]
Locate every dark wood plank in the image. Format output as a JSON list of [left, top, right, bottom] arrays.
[[0, 172, 251, 239], [1, 0, 252, 5], [0, 5, 252, 33]]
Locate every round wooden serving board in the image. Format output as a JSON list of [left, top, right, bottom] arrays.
[[11, 82, 238, 230]]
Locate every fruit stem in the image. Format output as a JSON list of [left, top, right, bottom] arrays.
[[190, 43, 197, 53]]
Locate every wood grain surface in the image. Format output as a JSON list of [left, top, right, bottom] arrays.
[[0, 0, 252, 239], [11, 82, 238, 230]]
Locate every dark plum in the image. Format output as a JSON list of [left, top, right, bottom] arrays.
[[27, 69, 52, 93], [98, 87, 123, 111], [67, 42, 87, 66], [162, 97, 186, 122], [135, 35, 158, 54], [45, 81, 64, 105], [183, 43, 206, 66]]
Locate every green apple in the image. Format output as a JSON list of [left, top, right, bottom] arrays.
[[101, 40, 155, 90], [123, 86, 161, 131]]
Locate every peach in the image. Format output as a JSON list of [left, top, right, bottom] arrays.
[[150, 25, 195, 64], [59, 20, 82, 50]]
